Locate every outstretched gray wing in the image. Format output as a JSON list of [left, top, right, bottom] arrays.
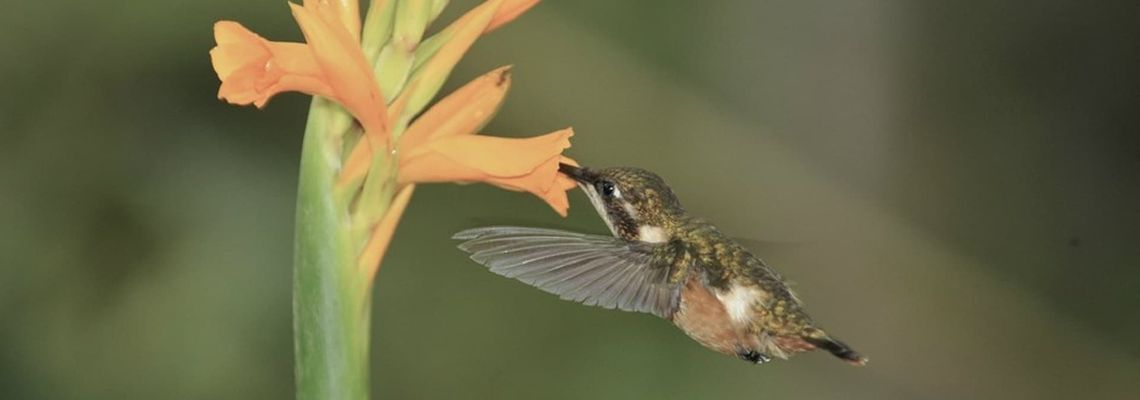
[[454, 226, 679, 318]]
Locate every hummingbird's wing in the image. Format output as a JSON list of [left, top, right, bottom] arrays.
[[454, 226, 680, 318]]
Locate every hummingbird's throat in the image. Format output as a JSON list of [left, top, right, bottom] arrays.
[[578, 182, 619, 236], [578, 182, 670, 243], [637, 225, 669, 243]]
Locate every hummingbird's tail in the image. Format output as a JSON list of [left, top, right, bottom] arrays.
[[803, 329, 868, 366]]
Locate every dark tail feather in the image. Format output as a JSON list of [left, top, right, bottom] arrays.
[[804, 335, 868, 366]]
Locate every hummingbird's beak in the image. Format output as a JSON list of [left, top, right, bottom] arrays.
[[558, 162, 618, 236], [558, 162, 595, 184]]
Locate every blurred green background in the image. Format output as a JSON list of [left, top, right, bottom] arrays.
[[3, 0, 1139, 399]]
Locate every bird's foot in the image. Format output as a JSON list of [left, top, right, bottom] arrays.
[[738, 350, 771, 364]]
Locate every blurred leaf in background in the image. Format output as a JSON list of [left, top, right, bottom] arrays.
[[2, 1, 1138, 399]]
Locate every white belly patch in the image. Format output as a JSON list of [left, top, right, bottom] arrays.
[[716, 284, 763, 323]]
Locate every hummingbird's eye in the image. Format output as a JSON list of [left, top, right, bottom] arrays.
[[599, 181, 619, 198]]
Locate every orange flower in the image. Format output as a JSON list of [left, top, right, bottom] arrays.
[[400, 129, 575, 213], [341, 66, 576, 216], [212, 1, 388, 138], [209, 0, 572, 275], [210, 23, 331, 108]]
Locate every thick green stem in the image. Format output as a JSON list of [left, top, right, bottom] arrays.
[[294, 98, 372, 400], [290, 1, 466, 398]]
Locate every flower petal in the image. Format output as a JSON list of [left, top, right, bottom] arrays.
[[399, 65, 512, 150], [301, 0, 363, 39], [398, 128, 574, 215], [401, 128, 570, 178], [488, 155, 571, 216], [290, 2, 389, 136], [530, 156, 579, 217], [338, 0, 362, 39], [211, 21, 266, 79], [358, 184, 415, 282], [299, 0, 363, 41], [210, 21, 335, 107], [485, 0, 540, 33]]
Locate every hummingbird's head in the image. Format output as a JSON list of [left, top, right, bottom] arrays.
[[559, 163, 685, 243]]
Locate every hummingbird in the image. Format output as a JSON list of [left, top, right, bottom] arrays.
[[453, 163, 867, 366]]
